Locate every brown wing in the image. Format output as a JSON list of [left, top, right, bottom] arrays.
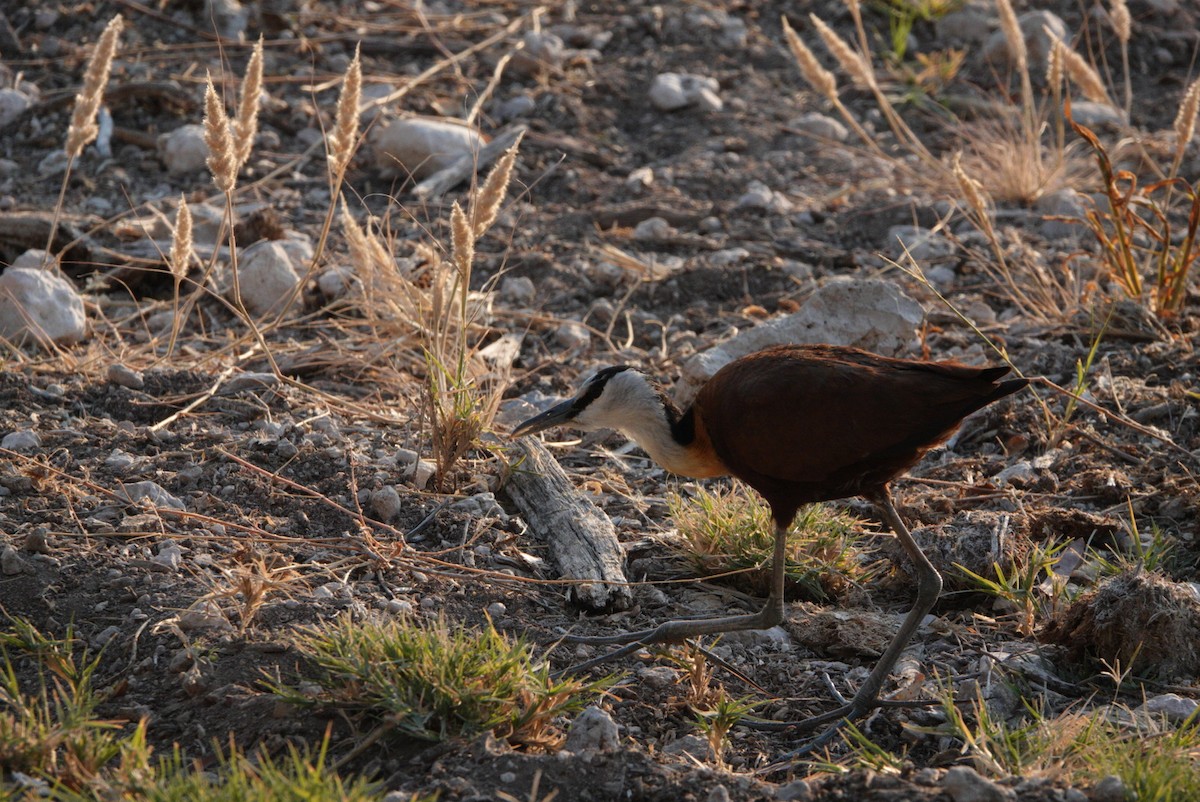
[[696, 345, 1017, 492]]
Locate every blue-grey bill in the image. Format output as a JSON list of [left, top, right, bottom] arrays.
[[510, 399, 576, 438]]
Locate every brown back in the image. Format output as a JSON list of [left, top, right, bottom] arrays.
[[695, 344, 1025, 523]]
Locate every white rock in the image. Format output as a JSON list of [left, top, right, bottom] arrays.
[[736, 180, 791, 212], [234, 240, 301, 316], [317, 265, 358, 300], [219, 371, 279, 395], [370, 486, 402, 522], [152, 542, 184, 570], [936, 1, 993, 44], [499, 276, 536, 305], [450, 492, 506, 520], [648, 73, 720, 112], [662, 733, 715, 761], [1090, 776, 1127, 802], [121, 481, 186, 511], [776, 779, 814, 801], [788, 112, 849, 142], [178, 600, 232, 631], [679, 278, 923, 403], [1139, 693, 1200, 723], [982, 10, 1067, 68], [205, 0, 248, 40], [564, 706, 620, 756], [157, 125, 209, 175], [553, 320, 590, 351], [710, 248, 749, 267], [633, 216, 673, 240], [1069, 101, 1125, 130], [1, 545, 25, 575], [1, 430, 41, 452], [0, 263, 86, 346], [1036, 189, 1087, 241], [270, 237, 312, 274], [494, 94, 536, 122], [886, 225, 956, 262], [943, 766, 1015, 802], [107, 363, 145, 390], [372, 117, 486, 179], [0, 88, 30, 128], [514, 30, 564, 74]]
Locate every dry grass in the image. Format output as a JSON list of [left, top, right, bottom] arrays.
[[327, 45, 362, 182], [783, 1, 1200, 324], [65, 15, 124, 159], [233, 36, 264, 170], [202, 76, 238, 194]]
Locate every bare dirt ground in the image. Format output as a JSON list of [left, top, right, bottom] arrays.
[[1, 0, 1199, 800]]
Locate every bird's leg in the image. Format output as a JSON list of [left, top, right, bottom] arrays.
[[560, 522, 789, 672], [762, 487, 943, 758]]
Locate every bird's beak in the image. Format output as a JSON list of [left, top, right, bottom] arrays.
[[511, 399, 577, 439]]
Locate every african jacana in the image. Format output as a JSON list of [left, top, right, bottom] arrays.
[[513, 343, 1027, 749]]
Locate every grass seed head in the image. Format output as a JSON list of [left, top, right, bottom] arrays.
[[450, 202, 474, 286], [329, 45, 362, 177], [471, 133, 522, 238], [995, 0, 1028, 72], [1109, 0, 1131, 43], [233, 36, 264, 170], [1045, 35, 1063, 91], [203, 76, 238, 193], [809, 14, 874, 90], [1174, 77, 1200, 155], [170, 195, 194, 281], [782, 17, 838, 100], [66, 15, 124, 158], [1058, 43, 1113, 106]]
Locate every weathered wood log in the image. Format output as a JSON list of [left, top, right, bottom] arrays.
[[506, 439, 632, 613]]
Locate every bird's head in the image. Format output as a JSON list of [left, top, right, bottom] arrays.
[[511, 366, 668, 438]]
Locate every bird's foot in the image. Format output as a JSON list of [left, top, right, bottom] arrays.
[[553, 609, 777, 676], [748, 703, 872, 775]]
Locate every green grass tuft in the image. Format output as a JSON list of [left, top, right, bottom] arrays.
[[668, 485, 868, 601], [274, 614, 611, 749]]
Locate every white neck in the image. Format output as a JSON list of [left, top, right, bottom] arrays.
[[576, 371, 721, 478]]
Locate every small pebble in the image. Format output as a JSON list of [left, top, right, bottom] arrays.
[[1, 430, 41, 452], [107, 363, 145, 389], [1, 545, 25, 575]]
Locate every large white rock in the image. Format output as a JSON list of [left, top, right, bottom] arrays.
[[372, 117, 486, 179], [0, 88, 31, 128], [234, 240, 301, 316], [648, 72, 722, 112], [982, 10, 1067, 68], [157, 124, 209, 175], [678, 278, 923, 404], [0, 258, 86, 346]]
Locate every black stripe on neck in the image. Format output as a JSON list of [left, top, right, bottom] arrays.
[[651, 385, 694, 446]]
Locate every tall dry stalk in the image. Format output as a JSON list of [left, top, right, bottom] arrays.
[[45, 14, 124, 265], [805, 14, 935, 166], [233, 36, 264, 171], [1054, 40, 1113, 107], [203, 76, 238, 194], [995, 0, 1040, 175], [423, 135, 522, 484], [1170, 77, 1200, 180], [781, 17, 887, 161], [327, 45, 362, 183], [1046, 40, 1066, 157], [165, 195, 194, 357], [1109, 0, 1132, 117]]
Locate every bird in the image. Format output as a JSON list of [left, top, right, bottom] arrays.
[[512, 343, 1027, 751]]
